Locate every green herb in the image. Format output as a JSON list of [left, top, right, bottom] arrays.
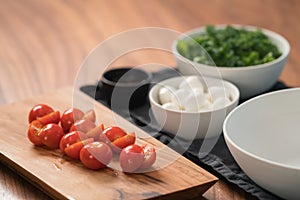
[[177, 25, 282, 67]]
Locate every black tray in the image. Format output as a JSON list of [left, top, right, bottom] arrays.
[[81, 69, 288, 200]]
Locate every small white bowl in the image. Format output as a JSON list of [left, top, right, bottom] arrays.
[[149, 76, 239, 140], [172, 24, 290, 99], [223, 88, 300, 200]]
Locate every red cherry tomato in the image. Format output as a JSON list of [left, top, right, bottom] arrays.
[[28, 104, 54, 123], [37, 111, 60, 125], [60, 108, 85, 133], [82, 109, 96, 123], [64, 138, 94, 160], [119, 144, 144, 172], [80, 142, 112, 170], [85, 125, 104, 141], [99, 133, 111, 145], [38, 123, 64, 149], [139, 144, 156, 170], [69, 119, 96, 133], [27, 120, 43, 146], [59, 131, 87, 153], [111, 133, 136, 153], [103, 126, 127, 142]]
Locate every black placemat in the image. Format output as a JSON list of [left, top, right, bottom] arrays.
[[81, 69, 288, 200]]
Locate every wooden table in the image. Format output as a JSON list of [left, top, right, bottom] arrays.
[[1, 0, 299, 199]]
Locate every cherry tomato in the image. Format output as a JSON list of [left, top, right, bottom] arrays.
[[119, 144, 144, 172], [59, 131, 87, 153], [60, 108, 85, 133], [27, 120, 43, 146], [100, 123, 105, 131], [64, 138, 94, 160], [37, 111, 60, 125], [69, 119, 96, 133], [28, 104, 54, 123], [103, 126, 127, 142], [111, 133, 136, 153], [85, 125, 104, 141], [82, 109, 96, 123], [139, 144, 156, 170], [38, 123, 64, 149], [98, 133, 111, 145], [80, 142, 112, 170]]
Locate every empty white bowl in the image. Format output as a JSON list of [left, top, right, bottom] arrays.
[[223, 88, 300, 200], [149, 76, 239, 140], [172, 24, 290, 99]]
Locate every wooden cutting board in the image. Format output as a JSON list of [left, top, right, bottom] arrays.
[[0, 87, 217, 200]]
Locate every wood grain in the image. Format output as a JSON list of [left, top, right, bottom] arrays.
[[1, 0, 300, 199], [0, 87, 217, 200]]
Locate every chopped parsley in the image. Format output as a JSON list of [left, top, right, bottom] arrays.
[[177, 25, 282, 67]]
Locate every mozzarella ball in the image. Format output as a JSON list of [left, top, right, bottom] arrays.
[[183, 92, 206, 111], [157, 76, 234, 113], [192, 88, 205, 96], [171, 89, 190, 109], [179, 76, 204, 93], [162, 102, 180, 111], [200, 99, 213, 109], [207, 86, 230, 102], [204, 93, 213, 103], [213, 97, 231, 109], [158, 85, 175, 105], [198, 100, 214, 111]]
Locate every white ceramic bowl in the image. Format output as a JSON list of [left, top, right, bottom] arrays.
[[172, 24, 290, 99], [149, 76, 239, 140], [223, 88, 300, 200]]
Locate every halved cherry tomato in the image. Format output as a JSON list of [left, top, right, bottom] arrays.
[[27, 103, 155, 172], [37, 111, 60, 125], [111, 133, 136, 153], [85, 125, 104, 141], [38, 123, 64, 149], [103, 126, 127, 142], [102, 127, 135, 153], [99, 133, 111, 145], [119, 144, 144, 172], [60, 108, 85, 133], [27, 120, 43, 146], [80, 142, 112, 170], [82, 109, 96, 123], [28, 104, 54, 123], [139, 144, 156, 170], [64, 138, 94, 160], [59, 131, 87, 153], [69, 119, 96, 133], [100, 123, 105, 131]]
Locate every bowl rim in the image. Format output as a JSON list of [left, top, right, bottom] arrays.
[[172, 24, 290, 71], [149, 75, 240, 114], [101, 67, 152, 87], [223, 87, 300, 171]]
